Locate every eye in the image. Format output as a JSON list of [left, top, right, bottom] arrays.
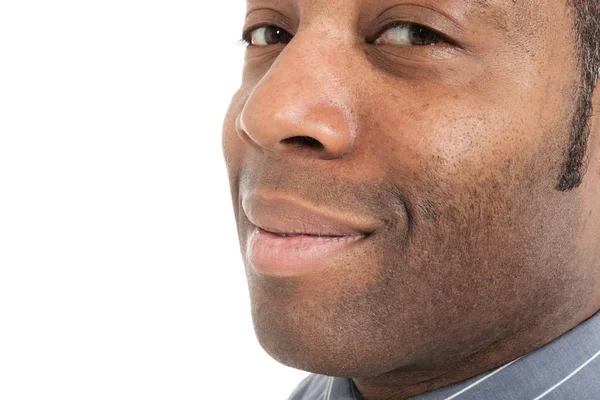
[[373, 23, 444, 46], [243, 25, 293, 47]]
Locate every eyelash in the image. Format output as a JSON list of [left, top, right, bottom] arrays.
[[240, 22, 449, 47], [240, 25, 272, 46], [369, 21, 447, 45]]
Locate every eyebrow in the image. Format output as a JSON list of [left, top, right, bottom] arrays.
[[469, 0, 513, 31], [246, 0, 514, 31]]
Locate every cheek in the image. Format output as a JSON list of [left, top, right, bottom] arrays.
[[370, 88, 580, 320], [369, 87, 563, 198], [222, 89, 249, 191]]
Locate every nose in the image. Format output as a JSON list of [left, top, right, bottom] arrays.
[[236, 34, 357, 160]]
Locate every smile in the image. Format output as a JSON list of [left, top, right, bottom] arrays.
[[247, 227, 367, 276], [242, 192, 377, 276]]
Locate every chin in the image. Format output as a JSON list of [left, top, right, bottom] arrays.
[[250, 306, 416, 378], [256, 333, 387, 377]]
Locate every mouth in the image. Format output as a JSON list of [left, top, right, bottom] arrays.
[[242, 193, 376, 276], [259, 227, 365, 238], [260, 227, 355, 239], [247, 227, 368, 277], [271, 233, 344, 238]]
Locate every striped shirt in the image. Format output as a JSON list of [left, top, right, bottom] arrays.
[[288, 310, 600, 400]]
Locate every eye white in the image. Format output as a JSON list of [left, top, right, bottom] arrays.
[[375, 24, 413, 46], [374, 23, 443, 46], [250, 26, 269, 46]]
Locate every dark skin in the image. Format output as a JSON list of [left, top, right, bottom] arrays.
[[222, 0, 600, 398]]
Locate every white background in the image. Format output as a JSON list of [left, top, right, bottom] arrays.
[[0, 1, 307, 399]]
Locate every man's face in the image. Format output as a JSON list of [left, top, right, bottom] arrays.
[[222, 0, 599, 379]]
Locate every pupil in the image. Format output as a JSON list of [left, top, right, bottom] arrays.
[[411, 26, 438, 45], [266, 26, 292, 45]]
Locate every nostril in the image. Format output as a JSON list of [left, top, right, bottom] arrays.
[[282, 136, 324, 150]]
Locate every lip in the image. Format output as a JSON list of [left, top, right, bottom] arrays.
[[242, 193, 375, 237], [247, 228, 366, 276], [242, 192, 376, 276]]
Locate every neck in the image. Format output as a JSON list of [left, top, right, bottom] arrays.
[[353, 304, 600, 400]]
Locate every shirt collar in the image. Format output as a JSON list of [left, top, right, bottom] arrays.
[[343, 310, 600, 400]]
